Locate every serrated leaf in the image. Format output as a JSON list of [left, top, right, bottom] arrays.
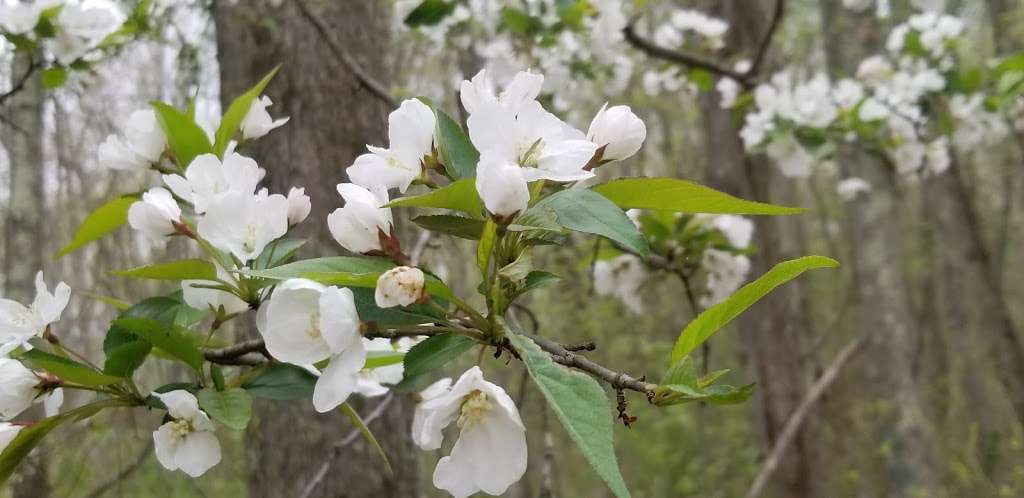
[[197, 387, 252, 430], [56, 195, 137, 258], [387, 179, 484, 218], [412, 215, 485, 239], [402, 333, 475, 380], [18, 350, 122, 386], [433, 108, 478, 178], [214, 66, 280, 155], [593, 178, 804, 215], [111, 259, 217, 281], [520, 271, 560, 293], [112, 318, 204, 372], [103, 341, 151, 378], [242, 363, 316, 400], [152, 101, 213, 168], [532, 189, 648, 257]]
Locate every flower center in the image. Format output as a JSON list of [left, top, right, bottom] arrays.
[[306, 311, 321, 339], [168, 419, 194, 439], [519, 138, 544, 168], [457, 390, 492, 428], [243, 225, 258, 253]]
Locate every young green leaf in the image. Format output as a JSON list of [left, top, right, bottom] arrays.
[[402, 333, 475, 380], [505, 329, 632, 498], [41, 67, 67, 89], [593, 178, 805, 215], [197, 387, 253, 430], [110, 259, 218, 281], [433, 108, 478, 178], [671, 256, 839, 362], [242, 363, 317, 400], [112, 318, 204, 372], [412, 215, 485, 240], [243, 256, 395, 280], [103, 341, 151, 378], [531, 189, 649, 257], [253, 237, 306, 270], [55, 195, 137, 258], [18, 350, 122, 386], [363, 350, 406, 370], [214, 66, 280, 156], [404, 0, 456, 26], [152, 101, 214, 168], [387, 179, 484, 218]]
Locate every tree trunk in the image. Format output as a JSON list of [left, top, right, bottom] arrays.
[[214, 2, 418, 497]]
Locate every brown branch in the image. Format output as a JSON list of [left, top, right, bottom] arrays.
[[0, 58, 39, 107], [294, 0, 397, 109], [526, 333, 656, 397], [622, 23, 752, 88], [743, 337, 863, 498], [202, 328, 448, 365], [745, 0, 786, 78]]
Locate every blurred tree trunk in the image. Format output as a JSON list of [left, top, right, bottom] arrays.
[[819, 2, 938, 496], [697, 3, 817, 498], [214, 2, 418, 497], [2, 55, 51, 498]]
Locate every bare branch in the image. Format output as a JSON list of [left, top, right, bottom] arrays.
[[746, 0, 786, 78], [0, 58, 39, 107], [526, 333, 657, 397], [622, 23, 752, 87], [202, 328, 448, 365]]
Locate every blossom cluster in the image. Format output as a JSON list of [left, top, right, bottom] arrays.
[[0, 0, 137, 68]]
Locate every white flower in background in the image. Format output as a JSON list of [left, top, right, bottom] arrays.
[[670, 9, 729, 48], [739, 110, 775, 148], [925, 138, 950, 175], [128, 188, 182, 241], [593, 254, 648, 314], [375, 266, 425, 308], [354, 337, 414, 397], [48, 4, 118, 64], [856, 55, 894, 84], [858, 98, 889, 121], [700, 250, 751, 307], [348, 99, 436, 193], [949, 94, 1009, 149], [0, 3, 43, 35], [716, 77, 741, 109], [98, 109, 167, 171], [197, 190, 289, 261], [0, 423, 23, 454], [653, 24, 682, 48], [411, 377, 453, 446], [413, 366, 527, 498], [241, 95, 289, 140], [182, 265, 248, 316], [286, 187, 311, 226], [764, 133, 815, 178], [788, 74, 838, 128], [708, 215, 754, 249], [843, 0, 873, 13], [837, 178, 872, 200], [833, 79, 865, 109], [893, 140, 926, 175], [327, 183, 393, 254], [256, 280, 365, 412], [460, 69, 543, 116], [0, 359, 40, 420], [475, 156, 531, 217], [587, 104, 646, 163], [163, 152, 265, 214], [0, 271, 71, 355], [587, 0, 627, 62], [151, 390, 221, 477]]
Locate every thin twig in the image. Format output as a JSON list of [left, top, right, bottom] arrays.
[[745, 0, 786, 78], [743, 337, 863, 498], [293, 0, 397, 108], [0, 58, 38, 107], [526, 333, 656, 397], [203, 328, 449, 365], [622, 23, 752, 87]]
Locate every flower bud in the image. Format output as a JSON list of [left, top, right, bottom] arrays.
[[375, 266, 425, 308], [0, 359, 40, 420], [286, 187, 312, 226], [327, 183, 393, 254], [587, 103, 646, 162], [127, 187, 182, 241], [475, 156, 530, 218], [241, 95, 289, 140]]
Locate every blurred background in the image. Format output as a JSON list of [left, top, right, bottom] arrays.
[[2, 0, 1024, 497]]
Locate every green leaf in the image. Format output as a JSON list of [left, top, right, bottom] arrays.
[[112, 318, 204, 372], [404, 0, 456, 26], [593, 178, 805, 215], [652, 382, 755, 406], [520, 271, 561, 294], [18, 350, 122, 386], [197, 387, 253, 430], [994, 52, 1024, 77], [242, 364, 316, 400], [103, 341, 151, 378], [111, 259, 217, 281], [243, 256, 394, 280], [55, 195, 137, 258], [253, 237, 306, 270], [477, 218, 498, 276], [501, 6, 542, 36], [351, 288, 443, 327], [152, 101, 213, 168], [41, 67, 67, 89], [505, 330, 631, 498], [402, 333, 475, 380], [433, 109, 478, 178], [340, 402, 393, 475], [363, 350, 406, 370], [214, 66, 280, 156], [412, 215, 485, 239], [532, 189, 648, 257], [671, 256, 839, 362], [387, 179, 484, 218]]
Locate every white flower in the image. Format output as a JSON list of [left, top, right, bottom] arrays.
[[670, 9, 729, 43], [0, 423, 23, 454], [0, 3, 42, 35], [856, 56, 894, 84], [152, 390, 221, 477], [48, 4, 118, 64], [411, 377, 453, 441], [197, 190, 289, 261], [837, 178, 872, 200], [892, 140, 926, 175], [700, 250, 751, 307], [413, 366, 527, 498], [858, 98, 889, 121], [327, 183, 393, 254], [128, 188, 182, 241], [925, 138, 950, 175], [0, 271, 71, 355], [764, 133, 815, 178], [286, 187, 312, 226], [587, 104, 646, 163], [182, 265, 248, 316], [460, 69, 544, 116], [842, 0, 873, 12], [474, 156, 530, 218], [593, 254, 648, 314], [708, 215, 754, 249], [348, 99, 436, 193], [0, 359, 39, 420], [256, 280, 365, 412], [833, 79, 864, 109], [241, 95, 289, 140], [163, 152, 266, 214], [375, 266, 425, 308], [98, 109, 167, 171], [716, 77, 741, 109], [354, 337, 410, 397]]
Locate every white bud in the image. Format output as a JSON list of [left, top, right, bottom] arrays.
[[327, 184, 393, 254], [587, 103, 646, 162], [375, 266, 425, 308], [286, 187, 312, 226], [241, 95, 289, 140], [128, 187, 182, 241], [0, 359, 40, 420], [474, 156, 530, 218]]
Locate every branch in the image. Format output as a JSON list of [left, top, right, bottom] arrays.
[[745, 0, 786, 78], [294, 0, 397, 108], [743, 337, 863, 498], [202, 328, 448, 365], [622, 23, 752, 87], [526, 333, 657, 397], [0, 58, 39, 107]]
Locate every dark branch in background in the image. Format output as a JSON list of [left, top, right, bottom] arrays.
[[746, 0, 786, 78], [622, 23, 753, 88], [743, 336, 863, 498], [0, 58, 39, 107], [294, 0, 397, 108]]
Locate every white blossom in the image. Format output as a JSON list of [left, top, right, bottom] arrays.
[[708, 215, 754, 249], [0, 423, 23, 454], [354, 337, 418, 397], [286, 187, 312, 226], [327, 183, 393, 254], [0, 271, 71, 355], [593, 254, 648, 314], [152, 390, 221, 477], [716, 77, 741, 109], [241, 95, 289, 140], [764, 133, 815, 178], [0, 359, 39, 420], [413, 366, 527, 498], [587, 104, 646, 162], [163, 152, 266, 214], [837, 178, 872, 200], [197, 190, 289, 262], [182, 265, 248, 316], [474, 156, 530, 217], [700, 250, 751, 307], [375, 266, 425, 308], [98, 109, 167, 171], [460, 69, 543, 116], [128, 187, 182, 241], [348, 99, 436, 193], [0, 3, 42, 35]]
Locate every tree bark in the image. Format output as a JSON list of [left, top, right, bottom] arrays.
[[214, 2, 418, 497]]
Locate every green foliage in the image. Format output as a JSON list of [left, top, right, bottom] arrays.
[[55, 194, 138, 258], [477, 218, 498, 276], [41, 67, 68, 89], [652, 357, 754, 406], [151, 101, 213, 168], [433, 108, 479, 178], [252, 237, 306, 270], [197, 387, 253, 430], [402, 333, 476, 380], [19, 349, 122, 386], [363, 350, 406, 369], [214, 67, 280, 156], [111, 259, 218, 281], [412, 214, 486, 239], [245, 256, 453, 300], [242, 364, 316, 400], [671, 256, 839, 362], [531, 189, 649, 257], [387, 178, 484, 217], [594, 177, 805, 215], [404, 0, 456, 26], [112, 318, 205, 373]]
